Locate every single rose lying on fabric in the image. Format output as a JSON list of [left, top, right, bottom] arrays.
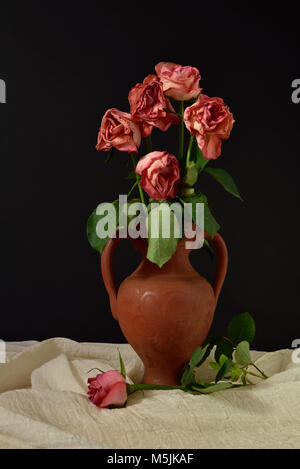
[[155, 62, 202, 101], [136, 151, 180, 200], [87, 314, 268, 410], [96, 108, 141, 154], [184, 95, 235, 160], [87, 370, 127, 408], [129, 74, 179, 136]]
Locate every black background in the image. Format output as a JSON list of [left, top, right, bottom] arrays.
[[0, 1, 299, 350]]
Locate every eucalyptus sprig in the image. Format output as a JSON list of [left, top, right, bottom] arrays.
[[126, 312, 268, 397]]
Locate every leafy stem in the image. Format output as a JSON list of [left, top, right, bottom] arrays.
[[186, 134, 195, 167], [128, 384, 185, 394], [250, 363, 269, 379], [127, 180, 139, 198], [130, 153, 145, 205], [178, 101, 184, 159]]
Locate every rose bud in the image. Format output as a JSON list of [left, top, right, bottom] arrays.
[[87, 370, 127, 408]]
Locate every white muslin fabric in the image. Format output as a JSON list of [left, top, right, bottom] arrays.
[[0, 338, 299, 449]]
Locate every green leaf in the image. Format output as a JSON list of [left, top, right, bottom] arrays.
[[204, 167, 243, 200], [235, 341, 252, 366], [214, 338, 234, 362], [218, 354, 229, 366], [231, 365, 242, 382], [241, 369, 247, 385], [190, 343, 212, 369], [118, 351, 126, 379], [227, 312, 256, 345], [189, 139, 209, 170], [146, 204, 180, 268], [181, 343, 212, 387], [181, 365, 195, 387], [183, 194, 220, 238], [191, 382, 235, 394], [183, 162, 198, 186], [86, 200, 119, 254], [215, 358, 233, 383], [209, 362, 220, 371]]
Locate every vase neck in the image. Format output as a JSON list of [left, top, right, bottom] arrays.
[[132, 238, 195, 276]]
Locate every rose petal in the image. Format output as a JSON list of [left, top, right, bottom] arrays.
[[99, 381, 127, 408]]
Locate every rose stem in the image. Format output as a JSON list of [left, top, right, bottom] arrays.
[[127, 180, 139, 198], [146, 136, 152, 153], [130, 153, 145, 205], [178, 101, 184, 159], [186, 134, 195, 167], [128, 384, 185, 393], [250, 363, 269, 379]]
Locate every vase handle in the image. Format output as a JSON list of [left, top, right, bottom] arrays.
[[205, 232, 228, 302], [101, 237, 122, 320]]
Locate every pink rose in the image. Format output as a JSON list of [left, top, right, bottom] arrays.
[[128, 75, 179, 135], [184, 95, 235, 160], [136, 151, 180, 200], [87, 370, 127, 408], [155, 62, 202, 101], [96, 108, 141, 154]]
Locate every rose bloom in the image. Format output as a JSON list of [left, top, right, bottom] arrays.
[[136, 151, 180, 200], [96, 108, 141, 154], [87, 370, 127, 408], [128, 74, 179, 136], [184, 95, 235, 160], [155, 62, 202, 101]]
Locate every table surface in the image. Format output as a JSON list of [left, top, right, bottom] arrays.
[[0, 338, 299, 449]]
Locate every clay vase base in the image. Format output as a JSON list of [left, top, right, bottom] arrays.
[[142, 367, 184, 386], [101, 232, 228, 387]]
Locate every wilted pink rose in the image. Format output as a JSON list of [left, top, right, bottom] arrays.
[[155, 62, 202, 101], [129, 75, 179, 134], [184, 95, 235, 160], [136, 151, 180, 200], [96, 108, 141, 154], [87, 370, 127, 408]]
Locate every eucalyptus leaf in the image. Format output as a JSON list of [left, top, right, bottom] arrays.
[[227, 312, 255, 345], [181, 343, 212, 387], [218, 354, 229, 366], [209, 362, 220, 371], [235, 341, 252, 366], [214, 338, 234, 362], [231, 365, 242, 382], [215, 358, 232, 383], [190, 343, 212, 369], [204, 167, 243, 200]]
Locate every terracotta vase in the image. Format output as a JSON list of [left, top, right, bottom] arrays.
[[101, 232, 228, 386]]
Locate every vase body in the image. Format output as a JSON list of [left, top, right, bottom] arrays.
[[101, 233, 228, 386]]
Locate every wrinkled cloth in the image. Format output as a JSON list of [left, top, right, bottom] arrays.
[[0, 338, 299, 449]]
